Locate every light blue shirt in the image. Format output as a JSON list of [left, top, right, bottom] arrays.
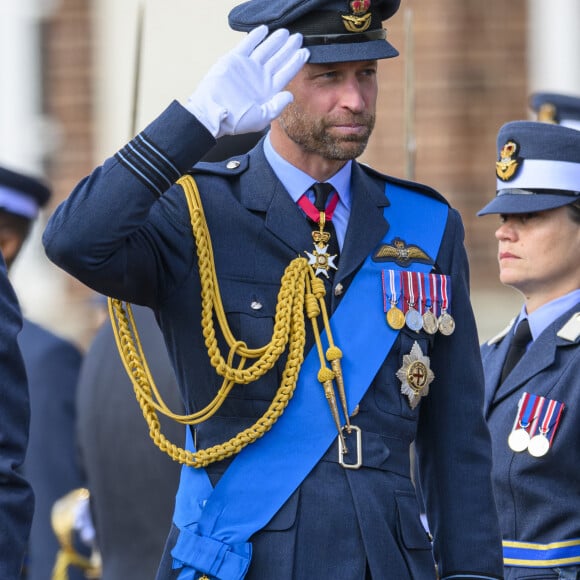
[[517, 288, 580, 343], [263, 133, 352, 250]]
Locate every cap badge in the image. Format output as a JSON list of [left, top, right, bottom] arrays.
[[396, 341, 435, 410], [537, 103, 557, 124], [372, 237, 432, 267], [496, 140, 521, 182], [342, 0, 372, 33]]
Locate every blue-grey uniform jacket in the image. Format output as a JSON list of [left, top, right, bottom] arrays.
[[482, 303, 580, 579], [43, 101, 504, 580], [19, 319, 84, 580], [0, 258, 34, 578]]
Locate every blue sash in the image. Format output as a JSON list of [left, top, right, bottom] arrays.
[[171, 183, 448, 579]]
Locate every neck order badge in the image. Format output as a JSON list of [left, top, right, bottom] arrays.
[[299, 182, 340, 278]]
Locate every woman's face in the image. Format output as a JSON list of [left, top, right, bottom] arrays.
[[494, 205, 580, 311]]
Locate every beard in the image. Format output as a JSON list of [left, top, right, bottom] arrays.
[[277, 102, 375, 161]]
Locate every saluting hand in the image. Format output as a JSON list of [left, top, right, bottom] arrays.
[[185, 25, 309, 138]]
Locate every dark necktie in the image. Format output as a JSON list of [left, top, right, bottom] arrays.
[[312, 182, 340, 263], [500, 318, 532, 383]]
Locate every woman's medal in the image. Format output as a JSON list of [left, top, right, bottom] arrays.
[[507, 392, 536, 452], [527, 398, 565, 458]]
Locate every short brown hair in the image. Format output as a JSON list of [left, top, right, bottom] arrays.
[[567, 200, 580, 224]]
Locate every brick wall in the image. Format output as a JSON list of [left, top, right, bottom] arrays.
[[43, 0, 98, 348]]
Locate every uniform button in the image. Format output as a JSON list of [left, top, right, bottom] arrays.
[[334, 283, 344, 296], [250, 301, 263, 310], [226, 160, 241, 169]]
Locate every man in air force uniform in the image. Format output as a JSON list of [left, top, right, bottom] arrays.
[[43, 0, 503, 578]]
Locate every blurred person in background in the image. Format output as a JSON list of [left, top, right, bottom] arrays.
[[529, 91, 580, 130], [478, 120, 580, 579], [0, 165, 85, 580], [75, 302, 184, 580], [0, 251, 34, 578]]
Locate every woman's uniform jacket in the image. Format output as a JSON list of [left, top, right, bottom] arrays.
[[482, 302, 580, 579], [43, 101, 503, 580]]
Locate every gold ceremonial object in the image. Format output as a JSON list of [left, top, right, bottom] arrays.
[[109, 174, 349, 468], [342, 0, 372, 32], [305, 210, 338, 278], [307, 275, 352, 441], [396, 342, 435, 409], [496, 140, 520, 181], [51, 488, 101, 580], [386, 305, 405, 330]]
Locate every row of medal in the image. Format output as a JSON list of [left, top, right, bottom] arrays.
[[508, 392, 565, 457], [381, 270, 455, 336]]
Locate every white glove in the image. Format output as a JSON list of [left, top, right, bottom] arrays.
[[185, 25, 309, 138]]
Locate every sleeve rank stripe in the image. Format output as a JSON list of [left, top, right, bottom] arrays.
[[125, 141, 174, 189], [136, 133, 180, 176], [115, 133, 180, 197], [115, 149, 167, 196]]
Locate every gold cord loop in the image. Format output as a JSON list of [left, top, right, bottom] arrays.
[[108, 174, 348, 467]]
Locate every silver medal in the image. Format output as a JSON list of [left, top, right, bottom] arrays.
[[528, 434, 550, 457], [507, 428, 530, 453], [422, 309, 438, 335], [405, 307, 423, 332], [437, 311, 456, 336]]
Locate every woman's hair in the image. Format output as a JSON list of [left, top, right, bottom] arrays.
[[567, 199, 580, 224]]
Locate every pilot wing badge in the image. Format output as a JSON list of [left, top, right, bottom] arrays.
[[373, 237, 433, 268]]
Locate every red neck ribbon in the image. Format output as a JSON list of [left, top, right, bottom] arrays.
[[297, 192, 339, 223]]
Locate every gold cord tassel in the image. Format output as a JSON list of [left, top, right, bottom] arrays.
[[306, 276, 349, 452]]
